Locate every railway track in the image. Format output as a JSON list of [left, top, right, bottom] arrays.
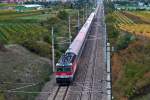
[[80, 5, 104, 100], [48, 86, 69, 100], [65, 3, 106, 100]]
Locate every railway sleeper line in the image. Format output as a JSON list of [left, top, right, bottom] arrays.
[[80, 26, 97, 100], [82, 5, 102, 100], [48, 86, 69, 100], [65, 33, 94, 100]]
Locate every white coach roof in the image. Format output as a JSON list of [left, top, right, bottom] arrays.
[[66, 12, 95, 55]]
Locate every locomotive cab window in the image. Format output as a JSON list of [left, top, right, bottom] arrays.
[[57, 68, 63, 72], [57, 67, 71, 72]]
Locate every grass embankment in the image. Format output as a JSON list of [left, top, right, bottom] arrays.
[[0, 45, 52, 100], [105, 2, 150, 99]]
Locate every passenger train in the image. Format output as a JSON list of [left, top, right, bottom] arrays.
[[55, 6, 99, 84]]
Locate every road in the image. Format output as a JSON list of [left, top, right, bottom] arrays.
[[36, 1, 107, 100]]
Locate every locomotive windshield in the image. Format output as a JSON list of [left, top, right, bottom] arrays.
[[58, 52, 76, 65]]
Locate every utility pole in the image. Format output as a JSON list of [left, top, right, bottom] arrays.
[[77, 10, 80, 32], [83, 8, 85, 24], [51, 27, 55, 72], [68, 16, 71, 44], [85, 3, 88, 20], [86, 3, 89, 18], [106, 43, 112, 100]]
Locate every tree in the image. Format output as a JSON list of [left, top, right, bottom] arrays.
[[74, 0, 95, 9], [116, 34, 132, 50], [57, 10, 69, 20]]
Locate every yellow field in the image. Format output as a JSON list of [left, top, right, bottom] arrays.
[[126, 11, 150, 23], [113, 11, 134, 24], [118, 24, 150, 38], [113, 11, 150, 38]]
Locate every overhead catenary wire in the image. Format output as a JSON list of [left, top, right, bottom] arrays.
[[0, 81, 37, 85], [1, 81, 107, 94], [7, 83, 40, 91], [2, 89, 108, 95], [55, 37, 102, 45]]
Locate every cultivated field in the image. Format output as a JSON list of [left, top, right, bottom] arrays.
[[113, 11, 150, 38]]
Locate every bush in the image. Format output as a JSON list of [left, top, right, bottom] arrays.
[[0, 32, 7, 43], [0, 32, 7, 50], [107, 24, 119, 38], [22, 40, 52, 58], [57, 10, 68, 20], [42, 16, 61, 29], [116, 33, 133, 50], [105, 14, 116, 24], [105, 13, 119, 41], [43, 35, 51, 44], [0, 93, 5, 100]]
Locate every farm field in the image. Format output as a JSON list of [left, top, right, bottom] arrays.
[[19, 14, 52, 20], [113, 11, 134, 24], [122, 11, 150, 24], [118, 24, 150, 38], [0, 8, 80, 47], [0, 10, 53, 21], [0, 9, 50, 45], [0, 23, 48, 44], [127, 11, 150, 23], [0, 3, 17, 7], [113, 11, 150, 38]]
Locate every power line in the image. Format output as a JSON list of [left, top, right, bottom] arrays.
[[0, 81, 37, 85], [8, 83, 40, 91], [2, 89, 108, 95]]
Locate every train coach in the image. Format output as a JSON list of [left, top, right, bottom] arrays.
[[55, 11, 96, 84]]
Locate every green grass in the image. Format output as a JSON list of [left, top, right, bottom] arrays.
[[0, 3, 17, 7], [133, 93, 150, 100], [19, 14, 53, 21], [120, 61, 150, 97], [0, 10, 43, 21], [112, 40, 150, 100], [0, 93, 5, 100], [0, 10, 16, 14]]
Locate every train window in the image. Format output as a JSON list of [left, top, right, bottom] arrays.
[[57, 68, 63, 72], [57, 67, 71, 72], [64, 68, 71, 72]]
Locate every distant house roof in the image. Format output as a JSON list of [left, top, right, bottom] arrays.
[[23, 4, 42, 8], [1, 0, 24, 3]]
